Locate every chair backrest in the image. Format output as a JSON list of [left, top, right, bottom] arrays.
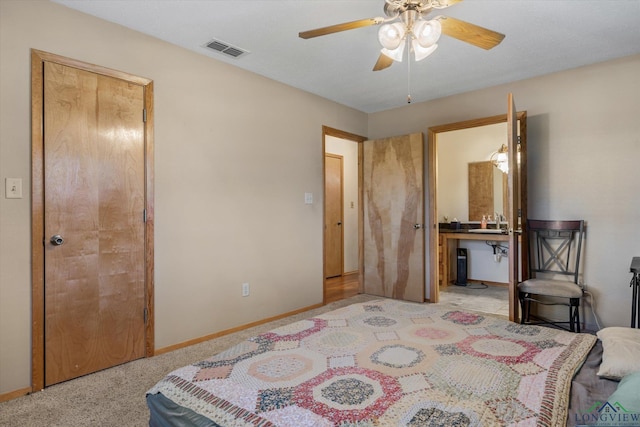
[[527, 219, 585, 284]]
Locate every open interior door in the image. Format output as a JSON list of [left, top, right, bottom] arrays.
[[363, 133, 425, 303], [507, 93, 523, 322]]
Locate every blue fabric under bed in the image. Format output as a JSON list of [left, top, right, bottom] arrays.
[[147, 392, 220, 427]]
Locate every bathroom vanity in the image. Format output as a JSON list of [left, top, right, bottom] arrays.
[[439, 227, 510, 288]]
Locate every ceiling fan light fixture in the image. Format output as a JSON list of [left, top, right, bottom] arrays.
[[412, 40, 438, 61], [381, 41, 406, 62], [413, 19, 442, 48], [378, 22, 405, 50]]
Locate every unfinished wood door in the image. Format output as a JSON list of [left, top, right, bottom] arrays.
[[325, 154, 344, 278], [43, 61, 146, 385], [363, 133, 425, 302]]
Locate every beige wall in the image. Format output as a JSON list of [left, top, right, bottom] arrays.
[[0, 1, 367, 394], [369, 54, 640, 329]]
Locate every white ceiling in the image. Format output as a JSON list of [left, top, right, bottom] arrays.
[[52, 0, 640, 113]]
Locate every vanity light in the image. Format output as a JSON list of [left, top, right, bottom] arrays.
[[491, 144, 509, 174]]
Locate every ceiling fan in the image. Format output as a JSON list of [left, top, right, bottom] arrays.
[[299, 0, 505, 71]]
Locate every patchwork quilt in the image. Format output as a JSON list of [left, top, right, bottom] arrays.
[[147, 299, 596, 426]]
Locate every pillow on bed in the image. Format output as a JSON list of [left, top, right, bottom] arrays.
[[596, 327, 640, 380], [607, 371, 640, 413]]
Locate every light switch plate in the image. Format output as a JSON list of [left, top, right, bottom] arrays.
[[304, 192, 313, 204], [5, 178, 23, 199]]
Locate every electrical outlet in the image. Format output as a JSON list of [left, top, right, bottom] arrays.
[[242, 283, 250, 297]]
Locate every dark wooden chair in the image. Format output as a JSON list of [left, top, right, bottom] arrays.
[[518, 219, 585, 332]]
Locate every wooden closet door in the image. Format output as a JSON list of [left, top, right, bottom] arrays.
[[43, 62, 146, 385]]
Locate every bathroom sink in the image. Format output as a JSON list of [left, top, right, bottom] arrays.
[[467, 229, 505, 234]]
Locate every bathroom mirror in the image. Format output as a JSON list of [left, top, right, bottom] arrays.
[[436, 123, 509, 223], [468, 161, 506, 222]]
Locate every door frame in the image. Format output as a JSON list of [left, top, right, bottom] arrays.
[[427, 110, 527, 318], [322, 126, 366, 304], [30, 50, 155, 391]]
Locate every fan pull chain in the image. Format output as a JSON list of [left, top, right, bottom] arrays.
[[407, 46, 412, 104]]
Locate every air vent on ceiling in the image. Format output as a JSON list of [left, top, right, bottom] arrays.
[[205, 39, 249, 59]]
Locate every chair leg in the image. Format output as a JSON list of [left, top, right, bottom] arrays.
[[518, 292, 526, 324], [571, 298, 580, 333], [569, 305, 575, 332], [518, 293, 581, 332], [570, 298, 580, 333]]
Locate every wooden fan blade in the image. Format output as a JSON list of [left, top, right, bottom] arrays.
[[437, 16, 505, 50], [373, 53, 394, 71], [299, 17, 383, 39]]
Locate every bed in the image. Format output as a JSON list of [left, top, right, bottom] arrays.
[[147, 299, 628, 427]]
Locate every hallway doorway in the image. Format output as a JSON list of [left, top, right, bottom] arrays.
[[322, 127, 365, 303]]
